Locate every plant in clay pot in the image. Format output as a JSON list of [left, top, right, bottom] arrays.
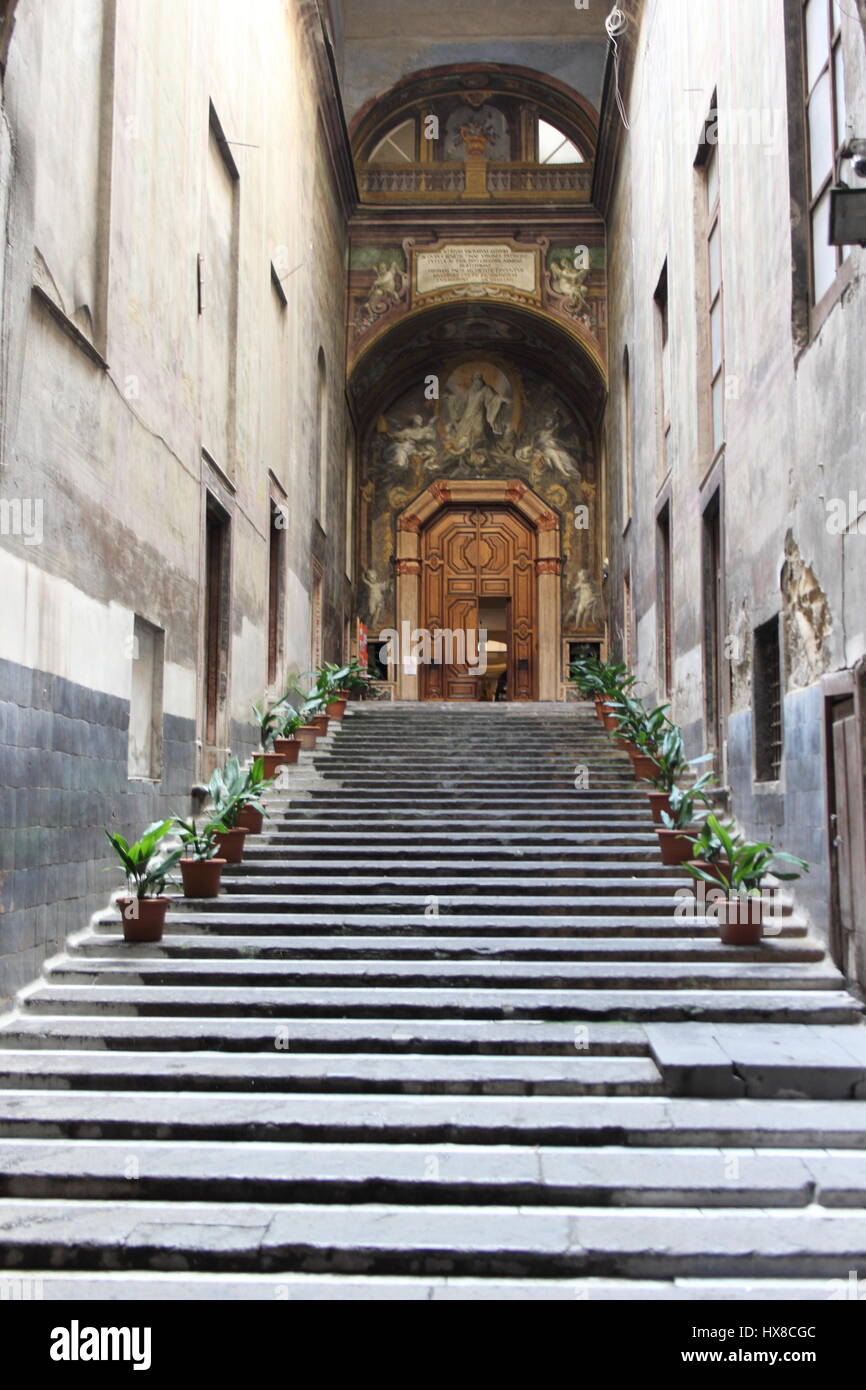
[[685, 815, 809, 944], [104, 819, 182, 942], [656, 779, 716, 865], [645, 729, 714, 823], [273, 706, 303, 763], [207, 756, 269, 861], [173, 815, 228, 898]]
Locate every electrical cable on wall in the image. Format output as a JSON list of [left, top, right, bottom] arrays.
[[605, 5, 632, 131]]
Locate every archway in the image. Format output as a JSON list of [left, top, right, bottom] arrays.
[[395, 479, 562, 700]]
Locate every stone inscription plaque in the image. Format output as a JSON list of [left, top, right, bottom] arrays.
[[415, 244, 537, 296]]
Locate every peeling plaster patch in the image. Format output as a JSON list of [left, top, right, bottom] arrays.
[[728, 598, 752, 713], [781, 532, 832, 692]]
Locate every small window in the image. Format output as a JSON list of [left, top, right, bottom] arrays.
[[128, 616, 165, 781], [802, 0, 848, 303], [368, 119, 416, 165], [754, 617, 783, 782], [538, 119, 583, 164]]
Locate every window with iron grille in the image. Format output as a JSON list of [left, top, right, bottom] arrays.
[[753, 617, 783, 782]]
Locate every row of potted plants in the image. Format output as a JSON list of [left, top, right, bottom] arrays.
[[570, 657, 808, 944], [253, 658, 371, 777], [105, 752, 272, 942], [105, 659, 372, 943]]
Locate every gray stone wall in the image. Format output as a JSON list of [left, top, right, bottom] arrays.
[[0, 656, 195, 1003]]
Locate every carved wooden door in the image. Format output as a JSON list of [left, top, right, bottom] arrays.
[[421, 506, 536, 700]]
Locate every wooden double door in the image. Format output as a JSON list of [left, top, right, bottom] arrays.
[[420, 505, 536, 700]]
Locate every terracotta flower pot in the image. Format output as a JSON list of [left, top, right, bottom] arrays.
[[260, 752, 288, 779], [116, 896, 169, 943], [295, 725, 319, 751], [716, 897, 763, 945], [311, 714, 329, 736], [236, 805, 264, 834], [601, 704, 619, 732], [214, 827, 248, 864], [180, 857, 226, 899], [656, 827, 698, 866], [647, 791, 672, 824], [688, 858, 732, 886], [273, 737, 301, 763], [631, 753, 659, 781], [326, 698, 347, 720]]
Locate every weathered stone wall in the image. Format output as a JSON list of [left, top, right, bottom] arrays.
[[602, 0, 866, 944], [0, 0, 353, 1001]]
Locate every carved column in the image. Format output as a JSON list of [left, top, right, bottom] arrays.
[[535, 510, 562, 701]]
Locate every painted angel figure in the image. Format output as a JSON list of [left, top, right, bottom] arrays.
[[363, 567, 389, 627], [517, 417, 582, 480], [549, 255, 589, 315], [385, 415, 439, 470], [567, 569, 604, 630]]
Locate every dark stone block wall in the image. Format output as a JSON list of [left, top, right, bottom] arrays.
[[727, 685, 830, 943], [0, 656, 195, 1004]]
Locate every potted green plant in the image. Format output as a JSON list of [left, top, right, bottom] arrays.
[[104, 819, 182, 942], [656, 780, 715, 865], [273, 706, 303, 762], [173, 815, 227, 897], [316, 662, 353, 718], [685, 816, 809, 944], [207, 756, 269, 861], [339, 657, 373, 701], [645, 728, 714, 822], [252, 697, 294, 777], [287, 676, 323, 748], [635, 706, 672, 780], [235, 756, 273, 834], [685, 815, 740, 885]]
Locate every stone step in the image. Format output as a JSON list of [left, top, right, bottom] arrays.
[[240, 839, 661, 850], [17, 984, 860, 1023], [0, 1016, 649, 1055], [165, 893, 690, 916], [6, 1271, 854, 1300], [216, 874, 688, 894], [42, 956, 842, 991], [3, 1139, 864, 1207], [227, 861, 684, 880], [3, 1091, 865, 1146], [0, 1051, 665, 1096], [1, 1198, 865, 1276], [92, 910, 808, 938], [68, 934, 824, 963]]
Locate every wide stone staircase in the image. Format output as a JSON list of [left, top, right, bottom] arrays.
[[0, 703, 865, 1300]]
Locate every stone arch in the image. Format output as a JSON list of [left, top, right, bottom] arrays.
[[395, 478, 562, 701]]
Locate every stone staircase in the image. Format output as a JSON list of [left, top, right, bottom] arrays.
[[0, 702, 865, 1300]]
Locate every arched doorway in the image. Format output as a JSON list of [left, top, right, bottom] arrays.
[[395, 479, 562, 701], [421, 504, 535, 701]]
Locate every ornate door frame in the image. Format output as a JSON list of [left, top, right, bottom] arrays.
[[395, 479, 562, 701]]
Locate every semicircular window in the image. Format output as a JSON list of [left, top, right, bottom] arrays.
[[538, 118, 583, 164], [368, 118, 417, 165]]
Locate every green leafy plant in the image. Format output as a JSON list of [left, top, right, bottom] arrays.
[[659, 775, 717, 830], [685, 815, 809, 896], [208, 755, 270, 829], [172, 815, 229, 862], [252, 696, 290, 752], [277, 706, 304, 739], [104, 820, 182, 899]]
